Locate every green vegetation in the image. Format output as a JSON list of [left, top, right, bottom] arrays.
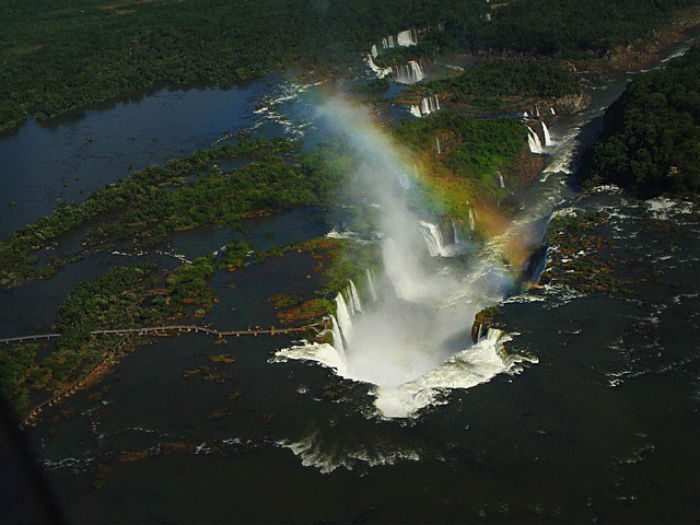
[[415, 60, 583, 109], [433, 0, 697, 58], [394, 114, 528, 217], [1, 257, 219, 414], [351, 78, 391, 96], [582, 45, 700, 198], [0, 136, 340, 288], [2, 0, 695, 132], [0, 344, 39, 413], [217, 241, 251, 271]]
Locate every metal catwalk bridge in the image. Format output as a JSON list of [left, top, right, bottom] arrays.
[[8, 322, 325, 427], [1, 323, 324, 346]]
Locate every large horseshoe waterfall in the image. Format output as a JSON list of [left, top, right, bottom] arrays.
[[277, 98, 541, 418]]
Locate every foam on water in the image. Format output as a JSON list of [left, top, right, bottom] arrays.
[[277, 433, 420, 473]]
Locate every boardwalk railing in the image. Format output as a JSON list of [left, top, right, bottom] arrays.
[[1, 322, 324, 346], [17, 321, 327, 427]]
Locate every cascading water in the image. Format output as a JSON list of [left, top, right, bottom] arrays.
[[396, 28, 418, 47], [276, 98, 538, 418], [335, 292, 353, 345], [366, 55, 392, 79], [527, 126, 544, 154], [330, 315, 346, 359], [499, 172, 506, 189], [435, 137, 441, 155], [348, 280, 363, 313], [542, 121, 553, 147], [371, 44, 378, 58], [412, 95, 439, 117], [366, 268, 378, 301], [394, 61, 424, 84]]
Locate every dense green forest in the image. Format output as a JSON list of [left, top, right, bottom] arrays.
[[413, 60, 583, 109], [1, 0, 696, 132], [394, 114, 528, 217], [581, 45, 700, 198]]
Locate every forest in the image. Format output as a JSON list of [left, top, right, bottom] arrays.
[[582, 45, 699, 198], [1, 0, 696, 132], [414, 60, 583, 107], [394, 114, 528, 218]]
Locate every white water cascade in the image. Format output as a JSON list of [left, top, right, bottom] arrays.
[[366, 55, 392, 79], [499, 172, 505, 189], [435, 137, 441, 155], [468, 207, 476, 231], [274, 99, 534, 419], [527, 126, 544, 154], [335, 292, 353, 345], [411, 95, 440, 117], [418, 220, 465, 257], [396, 28, 418, 47], [542, 121, 553, 147], [421, 94, 440, 115], [348, 280, 363, 313], [366, 268, 378, 301], [371, 44, 379, 58], [330, 315, 346, 360], [394, 61, 424, 84]]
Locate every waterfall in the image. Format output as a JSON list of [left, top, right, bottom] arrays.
[[397, 29, 418, 47], [484, 13, 492, 22], [348, 280, 363, 313], [335, 293, 353, 344], [535, 106, 540, 117], [367, 55, 392, 79], [541, 121, 553, 147], [421, 97, 430, 115], [395, 61, 424, 84], [523, 110, 529, 119], [468, 207, 475, 231], [330, 315, 346, 361], [381, 37, 389, 49], [476, 323, 483, 341], [499, 172, 505, 189], [409, 60, 424, 82], [416, 95, 439, 116], [550, 107, 556, 115], [527, 126, 544, 154], [366, 268, 378, 301], [452, 219, 461, 245], [419, 220, 447, 257], [410, 105, 422, 118], [435, 137, 441, 155], [371, 44, 378, 58]]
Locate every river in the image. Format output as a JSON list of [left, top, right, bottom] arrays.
[[1, 41, 698, 523]]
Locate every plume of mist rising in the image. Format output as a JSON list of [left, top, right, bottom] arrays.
[[314, 97, 516, 388]]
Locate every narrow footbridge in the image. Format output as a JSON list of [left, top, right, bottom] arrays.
[[1, 323, 325, 346]]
